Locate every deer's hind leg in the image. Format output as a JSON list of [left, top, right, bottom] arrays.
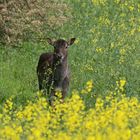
[[37, 72, 43, 91]]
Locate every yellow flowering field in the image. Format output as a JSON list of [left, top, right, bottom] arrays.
[[0, 80, 140, 140], [0, 0, 140, 139]]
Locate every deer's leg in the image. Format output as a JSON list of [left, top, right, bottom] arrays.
[[62, 77, 69, 101], [37, 73, 43, 91], [37, 71, 46, 91], [49, 88, 55, 106], [39, 83, 42, 90]]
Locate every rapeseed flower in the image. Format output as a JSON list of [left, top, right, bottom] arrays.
[[0, 81, 140, 140]]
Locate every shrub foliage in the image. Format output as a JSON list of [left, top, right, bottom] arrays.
[[0, 0, 71, 45]]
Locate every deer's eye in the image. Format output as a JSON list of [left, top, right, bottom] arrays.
[[65, 45, 69, 49]]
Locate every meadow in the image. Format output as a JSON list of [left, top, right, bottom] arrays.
[[0, 0, 140, 139]]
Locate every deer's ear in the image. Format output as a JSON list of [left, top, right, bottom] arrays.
[[47, 38, 55, 46], [68, 38, 76, 46]]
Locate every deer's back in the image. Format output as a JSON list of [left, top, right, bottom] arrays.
[[37, 52, 53, 73]]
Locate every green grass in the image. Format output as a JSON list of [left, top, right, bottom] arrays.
[[0, 0, 140, 106]]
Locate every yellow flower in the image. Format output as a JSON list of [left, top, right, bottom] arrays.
[[120, 79, 126, 87], [81, 80, 93, 94], [87, 136, 95, 140], [0, 80, 140, 139], [96, 47, 102, 53], [74, 38, 79, 44], [120, 48, 126, 55], [92, 0, 107, 6]]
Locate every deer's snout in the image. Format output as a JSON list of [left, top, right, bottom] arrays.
[[55, 53, 63, 59]]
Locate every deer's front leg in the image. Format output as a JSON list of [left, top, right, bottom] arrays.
[[62, 77, 69, 100]]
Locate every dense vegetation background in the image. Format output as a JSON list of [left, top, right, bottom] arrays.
[[0, 1, 140, 139], [0, 0, 140, 105]]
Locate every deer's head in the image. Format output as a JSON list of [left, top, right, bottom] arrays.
[[47, 38, 76, 63]]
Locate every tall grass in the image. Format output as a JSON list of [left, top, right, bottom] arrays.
[[0, 0, 140, 105]]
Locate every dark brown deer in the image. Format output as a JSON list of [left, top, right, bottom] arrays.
[[37, 38, 76, 105]]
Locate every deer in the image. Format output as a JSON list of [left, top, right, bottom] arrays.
[[37, 38, 76, 105]]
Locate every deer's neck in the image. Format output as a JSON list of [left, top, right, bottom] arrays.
[[52, 55, 68, 87], [53, 54, 68, 68]]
